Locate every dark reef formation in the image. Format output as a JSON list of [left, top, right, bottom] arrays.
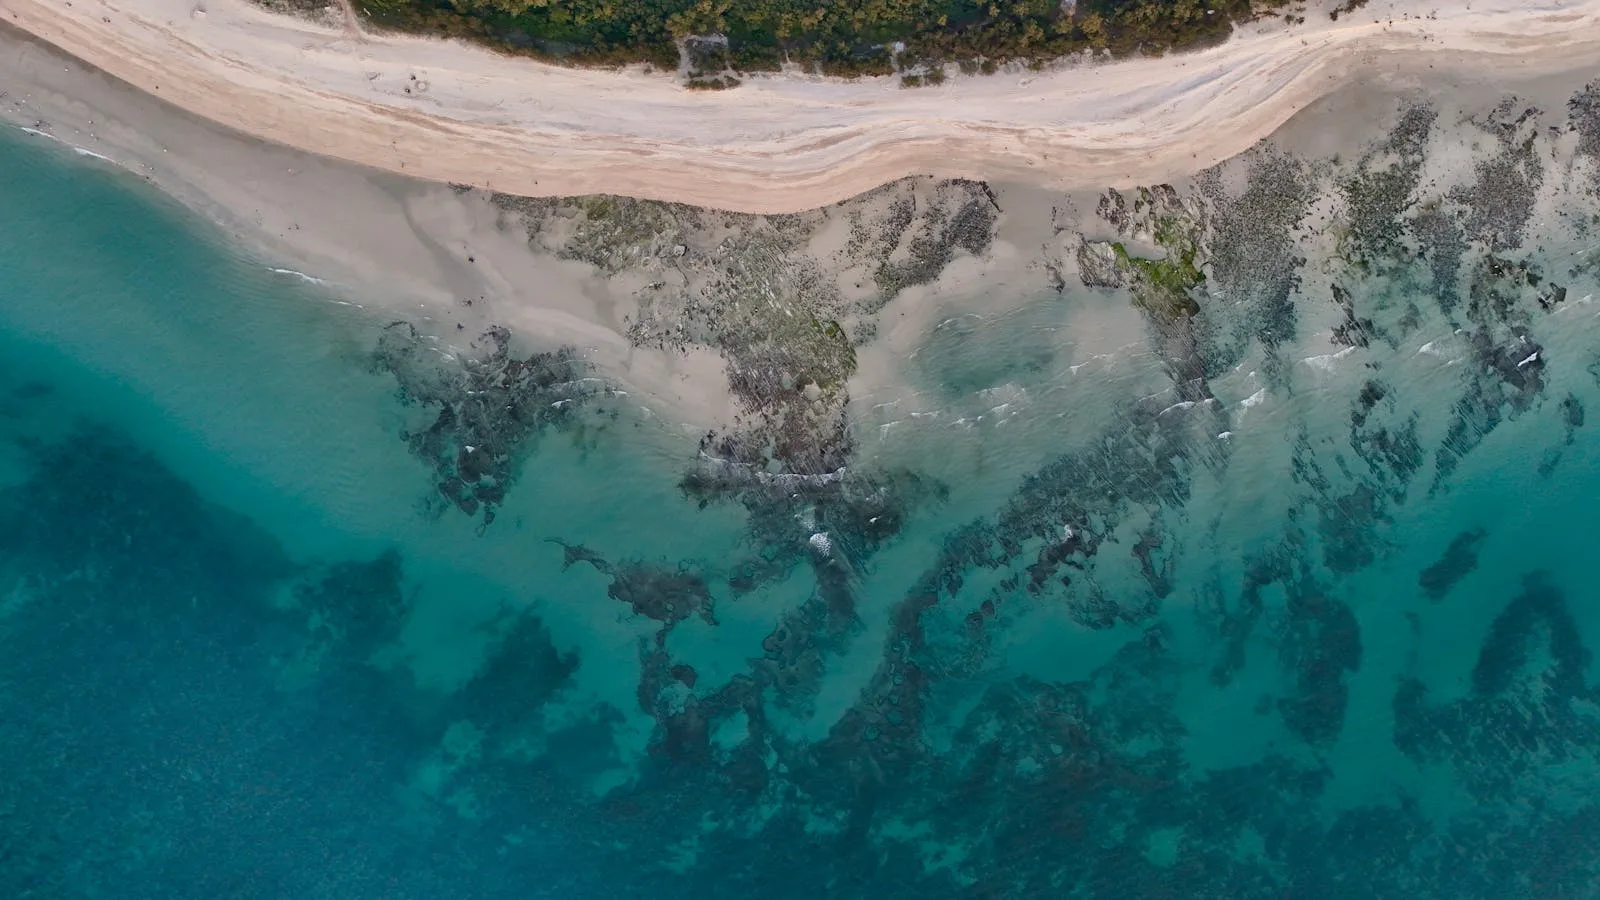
[[373, 322, 600, 526], [328, 82, 1600, 895], [517, 83, 1600, 895], [11, 80, 1600, 899]]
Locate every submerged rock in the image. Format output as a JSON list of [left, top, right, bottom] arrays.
[[373, 323, 597, 526]]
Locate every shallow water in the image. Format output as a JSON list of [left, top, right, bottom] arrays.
[[5, 111, 1600, 898]]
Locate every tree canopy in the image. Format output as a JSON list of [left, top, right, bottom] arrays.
[[354, 0, 1293, 80]]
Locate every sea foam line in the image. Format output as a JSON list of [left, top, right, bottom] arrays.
[[266, 267, 327, 285], [16, 125, 115, 164], [16, 125, 359, 311]]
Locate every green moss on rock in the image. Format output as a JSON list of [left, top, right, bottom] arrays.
[[1112, 241, 1203, 322]]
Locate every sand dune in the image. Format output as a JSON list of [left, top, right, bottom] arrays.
[[3, 0, 1599, 213]]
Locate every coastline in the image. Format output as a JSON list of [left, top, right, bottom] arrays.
[[6, 14, 1598, 452], [0, 30, 744, 434], [1, 0, 1598, 214], [9, 1, 1600, 888]]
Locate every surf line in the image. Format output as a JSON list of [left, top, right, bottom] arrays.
[[17, 124, 115, 163]]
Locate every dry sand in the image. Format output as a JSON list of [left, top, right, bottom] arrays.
[[3, 0, 1599, 213]]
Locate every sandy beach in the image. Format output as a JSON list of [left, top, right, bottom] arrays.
[[1, 0, 1596, 468], [2, 0, 1599, 213], [4, 9, 1595, 444]]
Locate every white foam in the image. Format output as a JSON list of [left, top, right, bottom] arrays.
[[1159, 400, 1196, 417], [1301, 346, 1357, 372], [17, 125, 115, 165], [266, 267, 327, 285]]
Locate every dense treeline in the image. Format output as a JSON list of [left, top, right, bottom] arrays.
[[355, 0, 1294, 78]]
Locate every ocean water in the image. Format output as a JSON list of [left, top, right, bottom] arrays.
[[4, 110, 1600, 899]]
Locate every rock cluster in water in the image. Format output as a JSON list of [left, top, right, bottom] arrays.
[[372, 322, 598, 526], [319, 80, 1600, 895]]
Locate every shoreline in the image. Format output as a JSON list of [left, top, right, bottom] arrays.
[[0, 0, 1597, 213], [0, 31, 745, 436], [5, 11, 1599, 471]]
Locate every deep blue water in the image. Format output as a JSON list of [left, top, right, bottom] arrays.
[[5, 118, 1600, 899]]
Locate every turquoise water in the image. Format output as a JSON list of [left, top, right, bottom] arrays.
[[4, 119, 1600, 898]]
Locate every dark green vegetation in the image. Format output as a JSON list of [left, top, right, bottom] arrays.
[[1076, 184, 1209, 326], [1328, 0, 1371, 20], [350, 0, 1293, 79], [1112, 238, 1203, 320]]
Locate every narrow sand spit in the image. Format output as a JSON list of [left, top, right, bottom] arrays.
[[2, 0, 1598, 213]]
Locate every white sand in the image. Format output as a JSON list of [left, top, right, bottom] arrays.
[[3, 0, 1599, 213]]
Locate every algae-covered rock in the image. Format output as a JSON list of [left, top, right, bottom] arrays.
[[1077, 185, 1208, 326]]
